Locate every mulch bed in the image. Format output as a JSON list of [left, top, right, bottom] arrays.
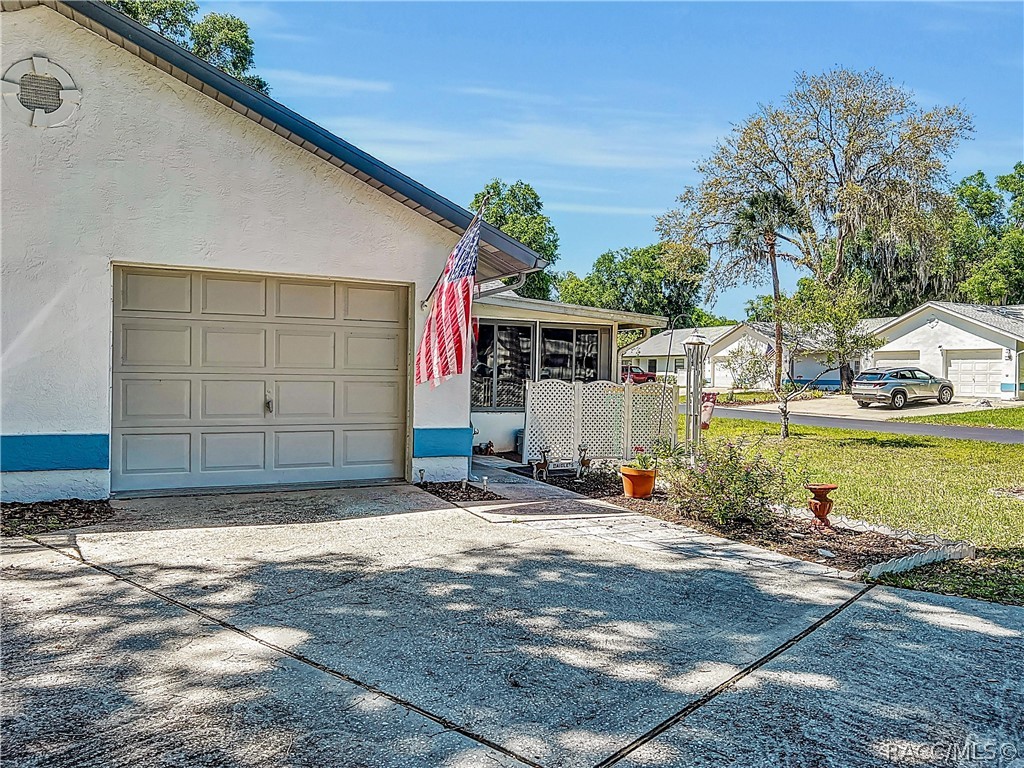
[[1, 499, 114, 537], [418, 482, 505, 504], [537, 470, 918, 572]]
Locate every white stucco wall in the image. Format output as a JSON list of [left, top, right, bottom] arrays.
[[1, 6, 473, 493], [0, 470, 109, 503], [870, 312, 1017, 399], [471, 412, 526, 453]]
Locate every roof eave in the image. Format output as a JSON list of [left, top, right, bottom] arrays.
[[475, 294, 666, 327]]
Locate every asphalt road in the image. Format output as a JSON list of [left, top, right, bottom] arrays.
[[708, 406, 1024, 444]]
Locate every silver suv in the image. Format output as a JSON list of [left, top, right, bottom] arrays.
[[852, 367, 954, 410]]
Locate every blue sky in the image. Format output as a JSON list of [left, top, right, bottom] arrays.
[[205, 1, 1023, 319]]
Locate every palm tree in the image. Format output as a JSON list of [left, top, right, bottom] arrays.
[[727, 191, 804, 390]]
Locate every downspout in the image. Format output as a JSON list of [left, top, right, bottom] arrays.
[[617, 327, 652, 376], [476, 271, 527, 299]]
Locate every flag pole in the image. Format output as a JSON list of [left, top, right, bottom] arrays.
[[419, 195, 491, 311]]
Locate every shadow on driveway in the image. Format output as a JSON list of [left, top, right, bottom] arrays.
[[3, 486, 1022, 767]]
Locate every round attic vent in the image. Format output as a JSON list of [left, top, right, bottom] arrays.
[[18, 72, 63, 113], [2, 56, 81, 127]]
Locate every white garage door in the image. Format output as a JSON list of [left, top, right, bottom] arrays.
[[112, 267, 408, 493], [872, 350, 920, 368], [945, 349, 1003, 398]]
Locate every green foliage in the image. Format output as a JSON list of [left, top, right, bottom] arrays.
[[659, 68, 973, 293], [626, 451, 656, 470], [689, 306, 737, 326], [471, 180, 559, 300], [664, 438, 806, 527], [722, 343, 770, 390], [556, 243, 704, 322], [103, 0, 269, 95], [785, 276, 882, 371], [947, 165, 1024, 305], [707, 417, 1024, 548]]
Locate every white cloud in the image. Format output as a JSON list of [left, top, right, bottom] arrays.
[[451, 86, 558, 106], [319, 115, 719, 171], [261, 70, 392, 95], [546, 202, 663, 216]]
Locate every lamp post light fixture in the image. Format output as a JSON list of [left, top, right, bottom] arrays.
[[683, 329, 709, 448]]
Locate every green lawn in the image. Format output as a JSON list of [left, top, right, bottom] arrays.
[[705, 417, 1024, 548], [890, 407, 1024, 430]]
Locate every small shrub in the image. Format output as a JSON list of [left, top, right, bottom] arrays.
[[664, 438, 807, 527]]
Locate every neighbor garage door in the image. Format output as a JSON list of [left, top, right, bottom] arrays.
[[945, 349, 1003, 398], [872, 350, 920, 368], [111, 267, 408, 492]]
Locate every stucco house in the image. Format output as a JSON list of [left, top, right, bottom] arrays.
[[1, 1, 554, 502], [867, 302, 1024, 400], [0, 1, 666, 502], [620, 325, 734, 380], [471, 294, 664, 452]]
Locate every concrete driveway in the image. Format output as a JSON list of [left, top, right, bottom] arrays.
[[3, 485, 1022, 767]]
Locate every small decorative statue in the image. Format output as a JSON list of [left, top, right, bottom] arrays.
[[577, 443, 591, 479], [531, 447, 551, 481]]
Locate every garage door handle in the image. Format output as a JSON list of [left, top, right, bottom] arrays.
[[265, 397, 274, 414]]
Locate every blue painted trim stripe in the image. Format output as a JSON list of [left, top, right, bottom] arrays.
[[1, 434, 110, 472], [413, 428, 473, 458], [67, 2, 544, 275], [1001, 382, 1015, 392]]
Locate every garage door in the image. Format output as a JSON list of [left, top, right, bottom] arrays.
[[112, 267, 408, 493], [872, 350, 920, 368], [945, 349, 1003, 398]]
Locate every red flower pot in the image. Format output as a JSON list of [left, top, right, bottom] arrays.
[[621, 466, 657, 499]]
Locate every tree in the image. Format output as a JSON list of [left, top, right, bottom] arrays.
[[556, 244, 704, 322], [104, 0, 269, 95], [934, 165, 1024, 306], [471, 180, 559, 300], [726, 279, 881, 437], [658, 68, 973, 289], [725, 191, 804, 389]]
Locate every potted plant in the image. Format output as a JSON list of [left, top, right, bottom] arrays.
[[621, 450, 658, 499]]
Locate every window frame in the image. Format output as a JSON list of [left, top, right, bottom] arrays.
[[471, 321, 534, 412], [538, 324, 608, 384]]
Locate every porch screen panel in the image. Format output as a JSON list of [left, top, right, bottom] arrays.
[[575, 331, 599, 382], [541, 328, 573, 381], [471, 324, 495, 408], [496, 325, 532, 408]]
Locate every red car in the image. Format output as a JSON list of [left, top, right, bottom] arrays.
[[621, 365, 657, 383]]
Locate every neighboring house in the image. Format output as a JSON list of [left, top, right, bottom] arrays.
[[1, 2, 550, 501], [621, 326, 734, 380], [704, 318, 893, 390], [867, 303, 1024, 400], [471, 295, 665, 452]]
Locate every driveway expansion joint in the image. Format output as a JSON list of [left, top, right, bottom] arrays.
[[592, 582, 877, 768], [22, 534, 545, 768]]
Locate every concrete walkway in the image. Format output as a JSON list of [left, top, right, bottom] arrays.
[[3, 482, 1022, 767]]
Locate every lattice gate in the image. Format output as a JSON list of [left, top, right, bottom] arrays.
[[523, 380, 677, 463]]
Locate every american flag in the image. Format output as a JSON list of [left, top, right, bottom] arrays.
[[415, 215, 482, 387]]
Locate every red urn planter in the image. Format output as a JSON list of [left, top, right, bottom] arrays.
[[621, 466, 657, 499], [805, 483, 839, 527]]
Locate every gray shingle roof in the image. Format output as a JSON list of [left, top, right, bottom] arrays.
[[623, 326, 736, 357], [929, 303, 1024, 341]]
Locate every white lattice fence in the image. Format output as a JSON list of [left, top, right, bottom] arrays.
[[524, 380, 577, 462], [524, 379, 677, 462], [626, 382, 677, 458], [580, 381, 625, 457]]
